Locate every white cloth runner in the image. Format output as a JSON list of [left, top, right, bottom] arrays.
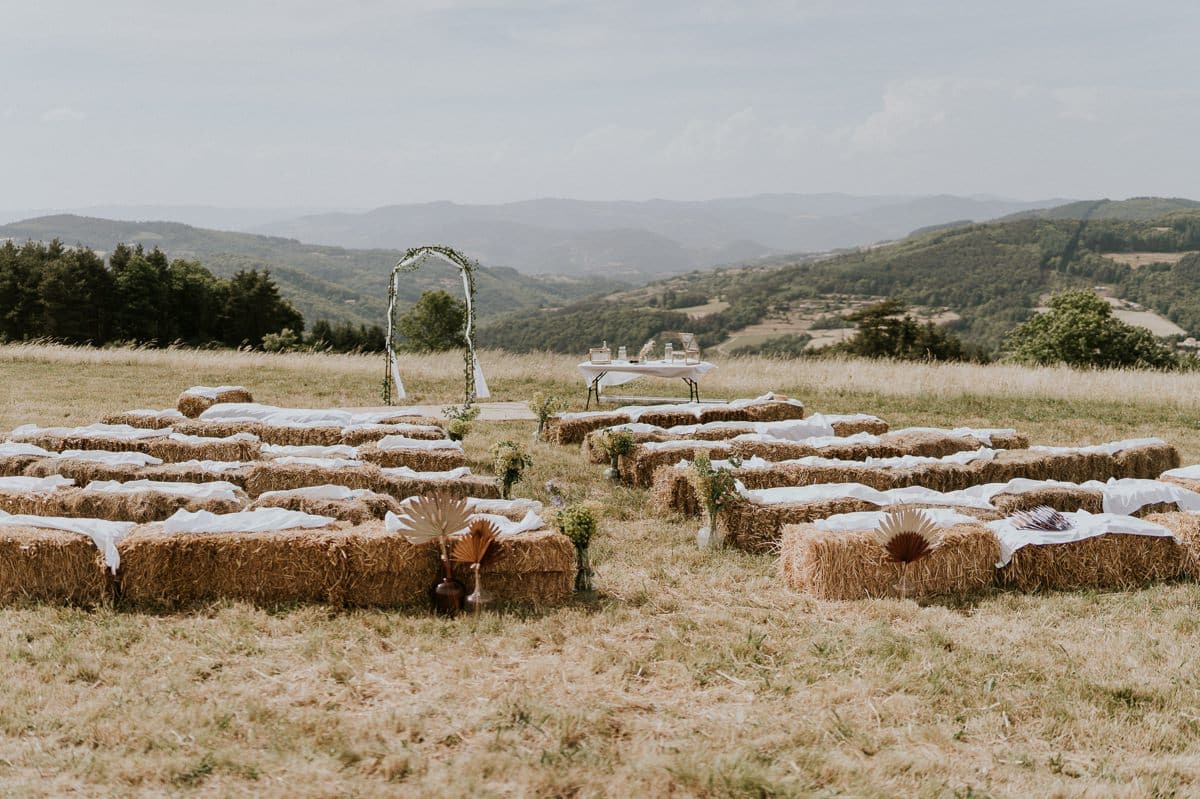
[[641, 439, 731, 453], [782, 448, 997, 470], [83, 479, 243, 501], [750, 414, 860, 441], [162, 507, 336, 533], [1162, 464, 1200, 480], [182, 385, 248, 399], [199, 403, 429, 427], [375, 435, 463, 452], [577, 360, 716, 390], [272, 456, 366, 469], [607, 422, 671, 435], [9, 423, 171, 442], [381, 466, 473, 480], [467, 498, 545, 516], [0, 475, 75, 493], [198, 402, 281, 422], [121, 408, 187, 420], [0, 442, 54, 458], [56, 450, 163, 466], [1079, 478, 1200, 516], [888, 426, 1017, 445], [737, 482, 994, 510], [1030, 437, 1167, 456], [988, 510, 1175, 567], [167, 432, 258, 445], [731, 432, 880, 448], [341, 422, 444, 437], [815, 508, 980, 532], [262, 443, 358, 459], [257, 485, 372, 501], [0, 510, 132, 571], [163, 459, 248, 473], [728, 392, 805, 410]]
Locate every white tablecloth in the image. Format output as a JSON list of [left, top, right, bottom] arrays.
[[577, 360, 716, 390]]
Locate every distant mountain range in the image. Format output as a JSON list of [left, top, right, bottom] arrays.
[[1, 193, 1072, 284]]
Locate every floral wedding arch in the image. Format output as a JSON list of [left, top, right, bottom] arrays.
[[383, 245, 490, 405]]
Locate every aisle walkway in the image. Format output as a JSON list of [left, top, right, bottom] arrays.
[[342, 402, 535, 421]]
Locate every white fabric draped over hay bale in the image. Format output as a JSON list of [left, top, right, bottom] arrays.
[[177, 386, 253, 418], [0, 511, 134, 604]]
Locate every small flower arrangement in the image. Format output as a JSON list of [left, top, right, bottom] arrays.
[[547, 480, 598, 592], [444, 403, 481, 441], [688, 453, 742, 548], [597, 429, 637, 480], [491, 440, 533, 499], [529, 392, 567, 441]]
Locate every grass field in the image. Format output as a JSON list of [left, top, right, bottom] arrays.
[[4, 343, 1200, 797]]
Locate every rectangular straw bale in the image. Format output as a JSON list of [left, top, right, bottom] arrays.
[[243, 462, 383, 498], [340, 527, 439, 606], [779, 522, 1000, 600], [340, 423, 446, 447], [1145, 512, 1200, 578], [177, 387, 254, 418], [990, 486, 1103, 515], [650, 466, 703, 516], [876, 431, 984, 459], [250, 490, 401, 524], [372, 415, 446, 429], [25, 458, 145, 484], [0, 487, 82, 516], [582, 429, 668, 464], [137, 462, 253, 489], [1113, 442, 1179, 479], [0, 526, 113, 605], [356, 444, 466, 471], [118, 524, 351, 609], [0, 455, 50, 477], [173, 420, 268, 440], [718, 497, 879, 555], [831, 418, 889, 436], [139, 436, 260, 464], [451, 530, 576, 608], [373, 474, 501, 502], [633, 409, 701, 429], [545, 413, 627, 446], [967, 449, 1112, 485], [60, 489, 247, 524], [176, 419, 341, 447], [102, 412, 184, 429], [996, 531, 1186, 592], [619, 443, 732, 488], [1159, 474, 1200, 493], [738, 402, 808, 423], [987, 431, 1030, 449]]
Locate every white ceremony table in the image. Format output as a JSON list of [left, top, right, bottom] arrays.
[[576, 360, 717, 409]]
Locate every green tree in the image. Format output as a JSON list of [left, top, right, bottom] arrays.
[[1004, 289, 1177, 369], [395, 290, 466, 351], [221, 269, 304, 348], [837, 299, 966, 361]]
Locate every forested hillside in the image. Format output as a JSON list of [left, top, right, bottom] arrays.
[[480, 200, 1200, 357], [0, 216, 623, 328]]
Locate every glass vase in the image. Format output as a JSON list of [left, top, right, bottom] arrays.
[[574, 544, 595, 593], [465, 565, 493, 615]]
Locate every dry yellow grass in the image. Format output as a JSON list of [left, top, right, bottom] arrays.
[[4, 343, 1200, 796]]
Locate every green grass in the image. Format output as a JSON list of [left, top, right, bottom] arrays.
[[3, 344, 1200, 796]]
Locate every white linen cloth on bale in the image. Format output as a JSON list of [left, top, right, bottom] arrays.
[[166, 459, 247, 474], [262, 444, 358, 459], [814, 508, 980, 532], [82, 479, 243, 502], [257, 485, 373, 501], [166, 432, 258, 445], [162, 507, 336, 534], [9, 423, 170, 441], [730, 432, 880, 448], [271, 456, 365, 469], [735, 482, 994, 510], [0, 475, 75, 492], [675, 455, 773, 471], [576, 360, 716, 391], [0, 442, 55, 458], [986, 510, 1175, 567], [384, 508, 544, 538], [1029, 437, 1166, 455], [0, 509, 132, 571], [642, 439, 730, 453], [120, 408, 186, 420], [381, 466, 473, 480], [1081, 477, 1200, 516], [55, 450, 163, 467], [375, 436, 462, 452], [779, 448, 996, 471], [885, 426, 1017, 446], [467, 497, 545, 516], [198, 403, 428, 428], [181, 385, 248, 399], [1162, 464, 1200, 480], [749, 414, 882, 441]]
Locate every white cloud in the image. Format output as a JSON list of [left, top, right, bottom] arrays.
[[39, 107, 86, 123]]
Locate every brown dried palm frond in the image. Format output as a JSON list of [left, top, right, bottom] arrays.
[[1010, 506, 1073, 532], [453, 518, 498, 565], [393, 493, 472, 546], [873, 506, 942, 564]]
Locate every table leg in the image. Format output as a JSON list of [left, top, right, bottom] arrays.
[[586, 373, 607, 410], [683, 377, 700, 403]]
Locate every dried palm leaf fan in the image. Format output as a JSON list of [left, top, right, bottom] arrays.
[[872, 506, 943, 600], [454, 518, 499, 615], [393, 492, 472, 615], [873, 506, 942, 564], [1010, 506, 1073, 532]]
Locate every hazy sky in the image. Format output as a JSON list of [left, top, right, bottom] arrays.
[[5, 0, 1198, 208]]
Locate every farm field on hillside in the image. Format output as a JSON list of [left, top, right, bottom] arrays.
[[3, 344, 1200, 797]]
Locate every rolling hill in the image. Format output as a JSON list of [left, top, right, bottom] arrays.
[[0, 215, 622, 328], [479, 198, 1200, 357]]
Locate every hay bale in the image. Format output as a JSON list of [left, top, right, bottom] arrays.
[[634, 409, 701, 428], [118, 523, 350, 609], [650, 466, 702, 516], [373, 474, 501, 502], [250, 489, 401, 524], [779, 521, 1000, 600], [101, 410, 186, 429], [738, 399, 808, 423], [356, 442, 466, 471], [0, 454, 51, 477], [340, 527, 439, 607], [718, 497, 879, 554], [140, 434, 260, 464], [996, 529, 1185, 592], [243, 461, 382, 498], [340, 423, 446, 447], [24, 457, 147, 484], [452, 530, 576, 608], [59, 487, 247, 524], [1146, 512, 1200, 578], [990, 485, 1104, 515], [177, 386, 254, 418], [1114, 441, 1180, 479], [582, 429, 669, 464], [545, 413, 628, 446], [831, 418, 890, 436], [619, 442, 733, 488], [137, 461, 253, 489], [0, 486, 80, 516], [0, 526, 112, 605]]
